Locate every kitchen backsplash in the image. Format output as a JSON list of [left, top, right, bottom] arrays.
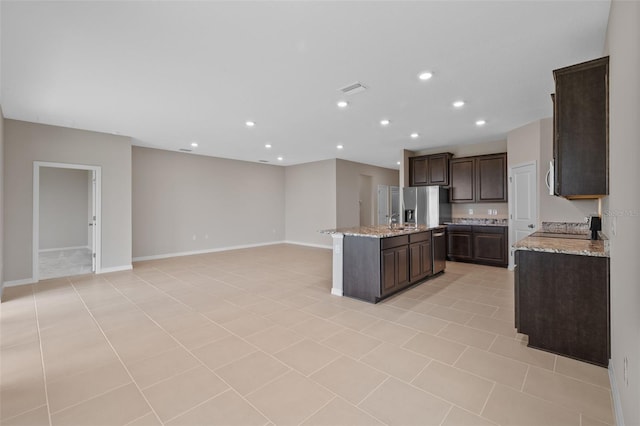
[[449, 217, 508, 226], [452, 203, 509, 219], [541, 221, 589, 234]]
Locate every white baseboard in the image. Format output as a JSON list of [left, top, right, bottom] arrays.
[[99, 265, 133, 274], [3, 278, 37, 287], [331, 288, 343, 297], [39, 245, 91, 253], [609, 361, 626, 426], [284, 241, 332, 250], [132, 241, 288, 262]]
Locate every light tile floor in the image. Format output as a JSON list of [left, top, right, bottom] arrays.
[[1, 244, 614, 425]]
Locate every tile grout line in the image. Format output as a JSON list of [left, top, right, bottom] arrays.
[[103, 269, 291, 425], [68, 281, 165, 425], [32, 283, 56, 426]]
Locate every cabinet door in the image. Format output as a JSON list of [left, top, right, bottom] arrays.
[[428, 153, 451, 186], [476, 154, 507, 202], [410, 156, 429, 186], [381, 249, 397, 294], [396, 246, 410, 288], [447, 232, 473, 260], [473, 231, 506, 266], [554, 57, 609, 197], [409, 243, 423, 282], [449, 158, 475, 203], [420, 240, 432, 276]]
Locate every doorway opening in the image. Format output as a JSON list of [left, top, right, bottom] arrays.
[[33, 162, 102, 281], [508, 161, 538, 269]]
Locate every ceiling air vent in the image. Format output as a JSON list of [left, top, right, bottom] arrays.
[[339, 81, 367, 95], [179, 148, 192, 152]]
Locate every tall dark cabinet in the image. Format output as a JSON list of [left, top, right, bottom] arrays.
[[409, 153, 452, 187], [553, 56, 609, 198], [449, 153, 507, 203]]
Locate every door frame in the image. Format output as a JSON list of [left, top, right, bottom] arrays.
[[507, 160, 538, 270], [33, 161, 102, 281]]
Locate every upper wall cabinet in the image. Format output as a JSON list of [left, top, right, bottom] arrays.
[[450, 153, 507, 203], [553, 56, 609, 198], [409, 153, 453, 187]]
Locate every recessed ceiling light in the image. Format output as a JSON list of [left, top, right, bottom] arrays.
[[476, 119, 486, 126], [410, 133, 419, 139], [245, 121, 255, 127], [397, 161, 401, 165], [380, 119, 391, 126], [337, 145, 344, 149], [277, 156, 283, 161], [265, 144, 272, 148], [453, 100, 465, 108], [190, 142, 198, 148], [418, 71, 433, 81], [337, 100, 348, 108]]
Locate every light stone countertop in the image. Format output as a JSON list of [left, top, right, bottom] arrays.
[[320, 225, 445, 239], [513, 232, 609, 258]]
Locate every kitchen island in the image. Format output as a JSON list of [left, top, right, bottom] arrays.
[[321, 225, 446, 303], [513, 230, 610, 366]]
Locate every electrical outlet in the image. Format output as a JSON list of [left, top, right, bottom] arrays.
[[488, 209, 492, 215], [469, 209, 474, 215], [192, 234, 196, 241], [611, 216, 617, 236], [205, 234, 209, 240], [493, 209, 498, 215]]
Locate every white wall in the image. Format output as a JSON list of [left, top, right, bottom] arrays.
[[507, 118, 598, 226], [132, 146, 286, 259], [39, 167, 89, 250], [4, 120, 132, 282], [603, 2, 640, 424], [0, 107, 4, 298], [336, 159, 399, 228], [284, 159, 336, 247]]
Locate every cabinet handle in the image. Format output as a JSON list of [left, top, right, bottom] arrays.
[[433, 232, 445, 237]]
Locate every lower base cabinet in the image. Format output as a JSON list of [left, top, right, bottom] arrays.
[[343, 229, 442, 303], [515, 250, 610, 366], [447, 225, 508, 267]]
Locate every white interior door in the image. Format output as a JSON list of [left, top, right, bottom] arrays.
[[509, 162, 538, 268], [90, 170, 97, 272], [377, 185, 390, 225]]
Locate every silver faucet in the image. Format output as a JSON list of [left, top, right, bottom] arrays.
[[388, 213, 400, 229]]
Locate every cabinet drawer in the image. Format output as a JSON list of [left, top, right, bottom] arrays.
[[473, 226, 505, 234], [381, 235, 409, 250], [409, 231, 431, 243], [447, 225, 472, 233]]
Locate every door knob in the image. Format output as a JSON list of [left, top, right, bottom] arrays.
[[528, 224, 535, 229]]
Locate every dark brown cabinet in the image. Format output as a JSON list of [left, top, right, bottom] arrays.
[[447, 225, 508, 267], [343, 230, 442, 303], [409, 153, 452, 187], [473, 226, 507, 266], [447, 225, 473, 261], [449, 158, 475, 202], [476, 154, 507, 202], [409, 232, 432, 283], [382, 245, 409, 297], [515, 250, 610, 366], [449, 153, 507, 203], [553, 56, 609, 198]]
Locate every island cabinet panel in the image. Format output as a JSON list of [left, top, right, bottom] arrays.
[[409, 233, 432, 283], [515, 250, 610, 366], [342, 230, 440, 303]]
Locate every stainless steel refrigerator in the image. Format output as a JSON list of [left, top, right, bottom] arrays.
[[402, 186, 451, 228]]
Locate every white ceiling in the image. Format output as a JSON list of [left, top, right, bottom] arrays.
[[1, 1, 611, 169]]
